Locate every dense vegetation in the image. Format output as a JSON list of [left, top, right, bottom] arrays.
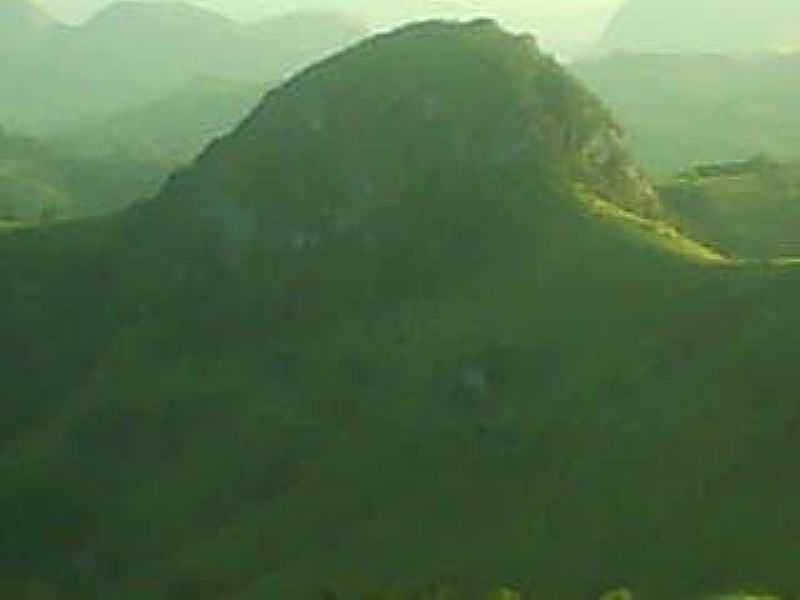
[[3, 17, 800, 600], [571, 53, 800, 176]]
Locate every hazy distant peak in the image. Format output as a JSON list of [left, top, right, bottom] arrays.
[[0, 0, 57, 29], [85, 0, 234, 29], [600, 0, 800, 54]]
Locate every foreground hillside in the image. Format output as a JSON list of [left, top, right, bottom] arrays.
[[2, 20, 800, 600]]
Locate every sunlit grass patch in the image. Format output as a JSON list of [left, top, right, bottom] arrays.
[[769, 257, 800, 267], [0, 219, 25, 233], [577, 189, 731, 264]]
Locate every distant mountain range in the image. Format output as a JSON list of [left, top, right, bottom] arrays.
[[599, 0, 800, 54], [0, 0, 367, 133]]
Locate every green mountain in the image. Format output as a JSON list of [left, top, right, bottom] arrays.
[[0, 127, 163, 221], [599, 0, 800, 54], [571, 53, 800, 175], [2, 19, 800, 600], [0, 2, 367, 134]]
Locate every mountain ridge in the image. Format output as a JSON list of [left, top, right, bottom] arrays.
[[0, 2, 368, 133]]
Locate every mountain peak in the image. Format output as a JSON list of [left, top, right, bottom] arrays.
[[155, 19, 657, 258], [85, 1, 234, 31]]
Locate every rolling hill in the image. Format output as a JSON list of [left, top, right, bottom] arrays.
[[0, 1, 367, 134], [2, 19, 800, 600]]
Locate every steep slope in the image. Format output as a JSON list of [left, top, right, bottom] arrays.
[[571, 53, 800, 175], [599, 0, 800, 54], [0, 3, 367, 133], [2, 19, 800, 600]]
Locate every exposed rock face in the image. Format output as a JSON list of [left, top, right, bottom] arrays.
[[578, 127, 660, 215]]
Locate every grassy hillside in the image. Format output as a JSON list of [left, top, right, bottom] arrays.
[[571, 53, 800, 176], [2, 19, 800, 600]]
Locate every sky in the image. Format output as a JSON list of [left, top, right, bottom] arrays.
[[37, 0, 626, 50]]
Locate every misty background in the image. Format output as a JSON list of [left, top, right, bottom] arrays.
[[38, 0, 626, 53]]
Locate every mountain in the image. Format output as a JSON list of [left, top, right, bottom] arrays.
[[571, 53, 800, 175], [0, 127, 163, 221], [0, 2, 368, 133], [3, 19, 800, 600], [599, 0, 800, 54]]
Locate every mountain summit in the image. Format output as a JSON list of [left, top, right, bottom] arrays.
[[157, 18, 658, 244], [600, 0, 800, 54]]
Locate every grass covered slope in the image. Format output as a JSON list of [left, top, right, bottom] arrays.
[[2, 19, 800, 600]]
